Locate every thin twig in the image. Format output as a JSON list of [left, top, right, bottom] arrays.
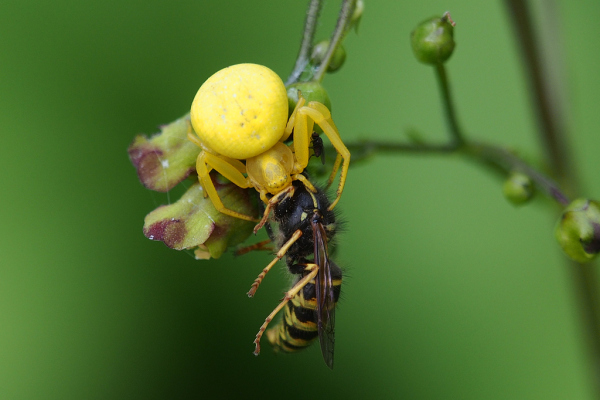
[[435, 63, 464, 146], [334, 138, 570, 206], [505, 2, 600, 397], [286, 0, 323, 86], [465, 141, 569, 205], [313, 0, 356, 82], [504, 0, 575, 189], [345, 140, 458, 155]]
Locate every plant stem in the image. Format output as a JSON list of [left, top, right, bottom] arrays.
[[333, 139, 570, 206], [434, 63, 465, 146], [504, 0, 575, 189], [313, 0, 356, 82], [429, 38, 569, 205], [345, 140, 458, 156], [505, 1, 600, 396], [464, 142, 570, 205], [286, 0, 323, 86]]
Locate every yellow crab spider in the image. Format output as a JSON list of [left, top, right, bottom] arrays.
[[187, 63, 350, 222]]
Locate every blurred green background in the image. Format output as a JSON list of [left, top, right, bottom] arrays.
[[2, 0, 599, 398]]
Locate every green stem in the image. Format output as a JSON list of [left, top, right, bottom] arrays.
[[286, 0, 323, 86], [504, 0, 574, 189], [435, 63, 464, 146], [505, 1, 600, 397], [343, 140, 456, 162], [464, 142, 569, 205], [429, 44, 567, 204], [334, 139, 569, 206], [313, 0, 356, 82]]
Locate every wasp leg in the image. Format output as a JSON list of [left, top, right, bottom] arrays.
[[253, 263, 319, 356], [253, 185, 295, 234], [234, 239, 273, 257], [247, 230, 302, 297]]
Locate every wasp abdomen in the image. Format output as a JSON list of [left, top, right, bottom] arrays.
[[267, 268, 342, 354]]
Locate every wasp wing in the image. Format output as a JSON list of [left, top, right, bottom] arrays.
[[312, 219, 336, 369]]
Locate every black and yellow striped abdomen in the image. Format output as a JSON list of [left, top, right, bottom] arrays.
[[267, 266, 342, 353]]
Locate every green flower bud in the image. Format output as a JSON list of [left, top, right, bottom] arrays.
[[310, 40, 347, 73], [350, 0, 365, 33], [287, 81, 332, 116], [555, 198, 600, 263], [503, 172, 534, 205], [410, 12, 456, 65], [287, 82, 332, 135]]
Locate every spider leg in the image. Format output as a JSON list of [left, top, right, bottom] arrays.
[[301, 103, 350, 211], [282, 95, 306, 142], [290, 106, 315, 173], [291, 173, 317, 193], [197, 152, 259, 222]]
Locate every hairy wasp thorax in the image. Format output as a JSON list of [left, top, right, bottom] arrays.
[[275, 182, 335, 235]]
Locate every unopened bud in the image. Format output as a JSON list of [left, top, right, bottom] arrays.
[[555, 198, 600, 263], [503, 172, 534, 205], [350, 0, 365, 33], [287, 82, 332, 116], [311, 40, 347, 73], [410, 12, 456, 65]]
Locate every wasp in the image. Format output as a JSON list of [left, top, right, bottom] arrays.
[[246, 176, 343, 369]]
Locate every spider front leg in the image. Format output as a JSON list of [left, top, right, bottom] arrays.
[[282, 98, 323, 194], [295, 102, 351, 211], [285, 96, 313, 174], [195, 151, 259, 222]]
